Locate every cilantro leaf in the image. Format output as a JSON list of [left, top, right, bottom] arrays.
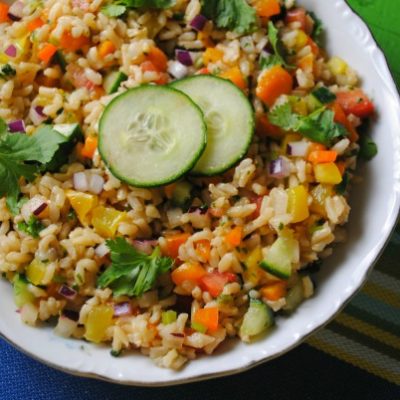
[[97, 237, 173, 297], [268, 103, 348, 145], [359, 135, 378, 161], [6, 196, 28, 216], [259, 53, 282, 70], [17, 216, 45, 238], [202, 0, 257, 34], [0, 64, 16, 80], [335, 171, 350, 195], [309, 11, 323, 46], [267, 21, 292, 69], [312, 86, 336, 104], [102, 0, 174, 16], [0, 119, 71, 212]]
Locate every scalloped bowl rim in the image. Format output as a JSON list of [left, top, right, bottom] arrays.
[[1, 0, 400, 387]]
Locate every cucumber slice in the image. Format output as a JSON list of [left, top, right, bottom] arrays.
[[99, 85, 207, 188], [260, 237, 299, 280], [103, 71, 128, 94], [239, 298, 274, 342], [283, 280, 305, 313], [171, 76, 255, 176], [13, 274, 35, 308]]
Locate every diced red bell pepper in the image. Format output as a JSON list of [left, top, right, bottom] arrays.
[[336, 89, 375, 118]]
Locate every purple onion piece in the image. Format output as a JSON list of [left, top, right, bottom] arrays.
[[176, 49, 193, 66], [35, 106, 45, 117], [190, 14, 207, 31], [132, 240, 158, 255], [8, 119, 26, 133], [5, 45, 17, 58], [59, 285, 77, 300], [7, 1, 24, 21], [29, 105, 47, 126], [269, 157, 291, 179], [187, 205, 208, 215], [113, 302, 133, 317], [32, 202, 48, 216]]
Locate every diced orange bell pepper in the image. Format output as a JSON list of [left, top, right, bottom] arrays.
[[331, 102, 359, 142], [0, 2, 10, 23], [193, 307, 219, 332], [146, 47, 168, 72], [196, 67, 210, 75], [256, 65, 293, 107], [28, 17, 45, 32], [81, 136, 98, 159], [66, 190, 98, 226], [219, 67, 247, 90], [308, 142, 326, 154], [60, 31, 90, 52], [297, 53, 315, 73], [285, 8, 307, 31], [98, 40, 116, 58], [260, 281, 287, 301], [254, 0, 281, 18], [38, 43, 58, 64], [225, 226, 243, 247], [308, 150, 338, 164], [171, 262, 206, 286], [203, 48, 223, 65], [164, 233, 190, 259]]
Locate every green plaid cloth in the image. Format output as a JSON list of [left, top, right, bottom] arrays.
[[306, 0, 400, 385]]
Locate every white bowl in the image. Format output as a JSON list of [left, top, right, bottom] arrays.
[[1, 0, 400, 386]]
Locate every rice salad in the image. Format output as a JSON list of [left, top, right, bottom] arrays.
[[0, 0, 377, 370]]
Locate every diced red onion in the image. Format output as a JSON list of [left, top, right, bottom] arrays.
[[88, 174, 104, 195], [8, 119, 26, 133], [95, 243, 110, 258], [32, 202, 48, 217], [29, 105, 47, 126], [113, 302, 133, 317], [176, 49, 193, 66], [58, 285, 77, 300], [187, 206, 208, 215], [73, 172, 88, 192], [287, 141, 310, 157], [269, 157, 291, 179], [167, 60, 189, 79], [7, 1, 24, 21], [190, 14, 207, 31], [132, 240, 158, 255], [5, 45, 17, 58]]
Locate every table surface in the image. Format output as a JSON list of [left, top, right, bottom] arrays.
[[1, 1, 400, 399]]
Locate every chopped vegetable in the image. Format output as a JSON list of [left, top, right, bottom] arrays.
[[268, 103, 348, 146], [17, 216, 45, 238], [200, 271, 236, 297], [308, 150, 337, 164], [195, 239, 211, 262], [256, 65, 293, 107], [203, 47, 223, 65], [65, 190, 98, 225], [243, 246, 264, 286], [146, 47, 168, 72], [102, 0, 174, 18], [0, 2, 10, 23], [267, 22, 292, 69], [164, 233, 190, 259], [171, 262, 206, 286], [201, 0, 257, 34], [91, 206, 126, 238], [60, 31, 90, 52], [335, 172, 350, 195], [26, 259, 47, 285], [287, 185, 310, 223], [13, 275, 35, 308], [97, 237, 173, 297], [0, 64, 16, 79], [359, 135, 378, 161], [254, 0, 280, 18], [309, 11, 323, 46], [191, 321, 207, 333], [193, 307, 219, 332], [285, 8, 307, 31], [84, 305, 114, 343], [101, 4, 126, 18], [81, 136, 98, 158], [98, 40, 116, 58], [162, 310, 177, 325], [312, 86, 336, 104], [310, 184, 332, 216], [225, 226, 243, 247], [260, 281, 287, 301], [336, 89, 375, 118], [219, 67, 247, 90], [314, 163, 343, 184], [27, 17, 45, 32], [38, 43, 58, 63], [190, 14, 208, 31]]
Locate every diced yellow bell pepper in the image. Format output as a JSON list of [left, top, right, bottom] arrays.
[[314, 163, 343, 184], [287, 185, 310, 223], [91, 206, 126, 238], [203, 48, 223, 65], [65, 190, 98, 226], [84, 305, 114, 343], [295, 30, 308, 50], [310, 184, 333, 216], [26, 259, 47, 286], [328, 56, 348, 76], [243, 247, 263, 286]]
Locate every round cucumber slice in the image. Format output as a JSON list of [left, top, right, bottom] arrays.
[[99, 85, 207, 187], [171, 75, 255, 176]]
